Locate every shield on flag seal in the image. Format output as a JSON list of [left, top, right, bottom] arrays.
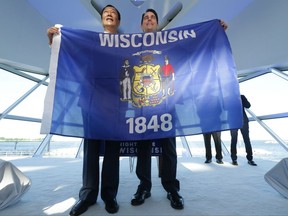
[[132, 63, 162, 107]]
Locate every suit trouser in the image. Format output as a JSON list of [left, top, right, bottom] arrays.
[[79, 139, 119, 203], [203, 132, 223, 160], [230, 121, 253, 161], [136, 137, 180, 193]]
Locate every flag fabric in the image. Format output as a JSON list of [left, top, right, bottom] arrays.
[[41, 19, 243, 141]]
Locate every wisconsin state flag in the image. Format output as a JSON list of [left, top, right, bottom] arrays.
[[41, 19, 243, 141]]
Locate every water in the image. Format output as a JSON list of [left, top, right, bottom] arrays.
[[0, 141, 81, 157], [0, 140, 287, 161], [183, 140, 288, 162]]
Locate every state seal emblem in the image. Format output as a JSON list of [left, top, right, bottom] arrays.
[[131, 55, 162, 107]]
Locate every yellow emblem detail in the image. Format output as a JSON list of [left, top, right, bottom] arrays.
[[132, 64, 162, 107]]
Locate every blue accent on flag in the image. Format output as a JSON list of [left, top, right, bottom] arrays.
[[46, 19, 243, 140]]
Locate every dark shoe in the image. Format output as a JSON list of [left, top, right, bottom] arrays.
[[204, 159, 212, 163], [248, 160, 257, 166], [216, 159, 224, 164], [69, 200, 95, 216], [104, 198, 119, 214], [131, 189, 151, 206], [167, 192, 184, 210], [232, 160, 238, 166]]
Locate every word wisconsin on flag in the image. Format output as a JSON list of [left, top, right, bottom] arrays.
[[41, 19, 243, 141]]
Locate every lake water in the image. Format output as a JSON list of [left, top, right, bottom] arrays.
[[0, 140, 287, 161]]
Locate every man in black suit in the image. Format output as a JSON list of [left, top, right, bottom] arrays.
[[230, 95, 257, 166], [203, 132, 223, 164], [47, 4, 122, 215], [130, 9, 184, 210]]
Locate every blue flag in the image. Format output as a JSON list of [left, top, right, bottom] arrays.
[[41, 19, 243, 140]]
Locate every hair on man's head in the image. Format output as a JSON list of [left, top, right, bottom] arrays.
[[101, 4, 121, 21], [141, 8, 158, 24]]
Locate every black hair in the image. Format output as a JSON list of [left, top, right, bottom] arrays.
[[141, 8, 158, 24], [101, 4, 121, 21]]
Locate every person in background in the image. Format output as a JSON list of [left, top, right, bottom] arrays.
[[201, 19, 228, 165], [47, 5, 122, 215], [203, 132, 223, 164], [130, 9, 184, 210], [230, 95, 257, 166]]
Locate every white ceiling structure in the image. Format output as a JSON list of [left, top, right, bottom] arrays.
[[0, 0, 288, 73]]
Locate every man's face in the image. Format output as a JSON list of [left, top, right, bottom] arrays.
[[102, 6, 120, 30], [141, 11, 158, 32]]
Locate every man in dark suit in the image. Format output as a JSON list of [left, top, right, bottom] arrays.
[[203, 132, 223, 164], [47, 4, 122, 215], [130, 9, 184, 210], [230, 95, 257, 166]]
